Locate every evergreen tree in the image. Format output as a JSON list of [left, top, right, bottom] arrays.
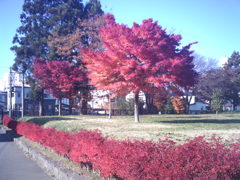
[[12, 0, 103, 72], [223, 51, 240, 109], [225, 51, 240, 68], [11, 0, 103, 116]]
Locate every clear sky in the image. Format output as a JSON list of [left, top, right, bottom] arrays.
[[1, 0, 240, 80]]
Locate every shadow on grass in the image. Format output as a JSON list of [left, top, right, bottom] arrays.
[[166, 116, 213, 119], [0, 130, 21, 142], [223, 115, 240, 118], [157, 119, 240, 124], [25, 117, 79, 126]]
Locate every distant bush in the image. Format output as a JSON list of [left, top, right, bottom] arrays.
[[171, 97, 186, 114], [3, 115, 240, 179]]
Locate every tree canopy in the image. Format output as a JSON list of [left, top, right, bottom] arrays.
[[83, 14, 198, 121], [195, 67, 240, 110], [33, 58, 87, 115], [225, 51, 240, 69], [11, 0, 103, 74], [33, 58, 86, 98], [11, 0, 103, 115]]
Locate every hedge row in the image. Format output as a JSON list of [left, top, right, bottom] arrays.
[[3, 115, 240, 180]]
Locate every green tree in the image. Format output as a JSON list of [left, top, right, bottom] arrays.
[[223, 51, 240, 109], [28, 78, 44, 115], [11, 0, 103, 116], [211, 89, 225, 114], [116, 97, 134, 115], [225, 51, 240, 68], [195, 68, 240, 110], [163, 97, 174, 114]]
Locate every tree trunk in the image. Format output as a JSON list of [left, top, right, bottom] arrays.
[[58, 98, 62, 116], [81, 99, 88, 115], [39, 100, 43, 116], [39, 89, 44, 116], [108, 95, 112, 119], [69, 98, 73, 115], [233, 101, 237, 111], [134, 92, 140, 123], [183, 93, 192, 114], [145, 92, 153, 114]]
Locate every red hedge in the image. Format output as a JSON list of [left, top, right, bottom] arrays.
[[3, 115, 18, 131], [3, 115, 240, 179]]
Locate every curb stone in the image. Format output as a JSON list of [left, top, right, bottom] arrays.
[[14, 138, 92, 180]]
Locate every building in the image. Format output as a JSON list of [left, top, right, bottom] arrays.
[[0, 91, 7, 112], [0, 71, 57, 117], [9, 86, 30, 111], [88, 90, 109, 109], [189, 101, 209, 112], [6, 85, 56, 117]]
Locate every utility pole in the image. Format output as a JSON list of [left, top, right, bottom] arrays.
[[21, 72, 25, 118], [108, 92, 112, 119], [9, 67, 13, 117]]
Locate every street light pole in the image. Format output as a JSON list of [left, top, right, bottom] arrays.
[[9, 67, 12, 117], [21, 72, 25, 118], [108, 93, 112, 119]]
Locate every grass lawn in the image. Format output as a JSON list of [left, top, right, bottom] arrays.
[[19, 113, 240, 142]]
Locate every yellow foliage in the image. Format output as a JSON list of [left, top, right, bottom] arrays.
[[171, 97, 185, 114]]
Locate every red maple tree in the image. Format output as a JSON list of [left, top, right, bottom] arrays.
[[33, 58, 87, 115], [83, 14, 198, 122]]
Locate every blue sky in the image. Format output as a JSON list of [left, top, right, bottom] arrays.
[[1, 0, 240, 80]]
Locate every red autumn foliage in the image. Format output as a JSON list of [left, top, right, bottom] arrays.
[[82, 14, 198, 121], [69, 130, 105, 165], [3, 115, 18, 131], [82, 14, 198, 96], [33, 58, 87, 99], [3, 115, 240, 180]]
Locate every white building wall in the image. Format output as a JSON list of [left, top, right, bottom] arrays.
[[125, 91, 146, 102], [8, 86, 31, 110], [88, 90, 147, 109], [88, 90, 108, 109], [235, 105, 240, 111]]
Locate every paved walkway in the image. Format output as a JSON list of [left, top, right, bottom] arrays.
[[0, 128, 52, 180]]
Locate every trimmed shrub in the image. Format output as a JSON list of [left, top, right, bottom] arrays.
[[3, 115, 18, 131], [3, 115, 240, 180]]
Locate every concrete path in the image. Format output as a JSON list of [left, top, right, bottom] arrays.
[[0, 128, 52, 180]]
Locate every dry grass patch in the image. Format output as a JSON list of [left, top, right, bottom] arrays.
[[19, 113, 240, 141]]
